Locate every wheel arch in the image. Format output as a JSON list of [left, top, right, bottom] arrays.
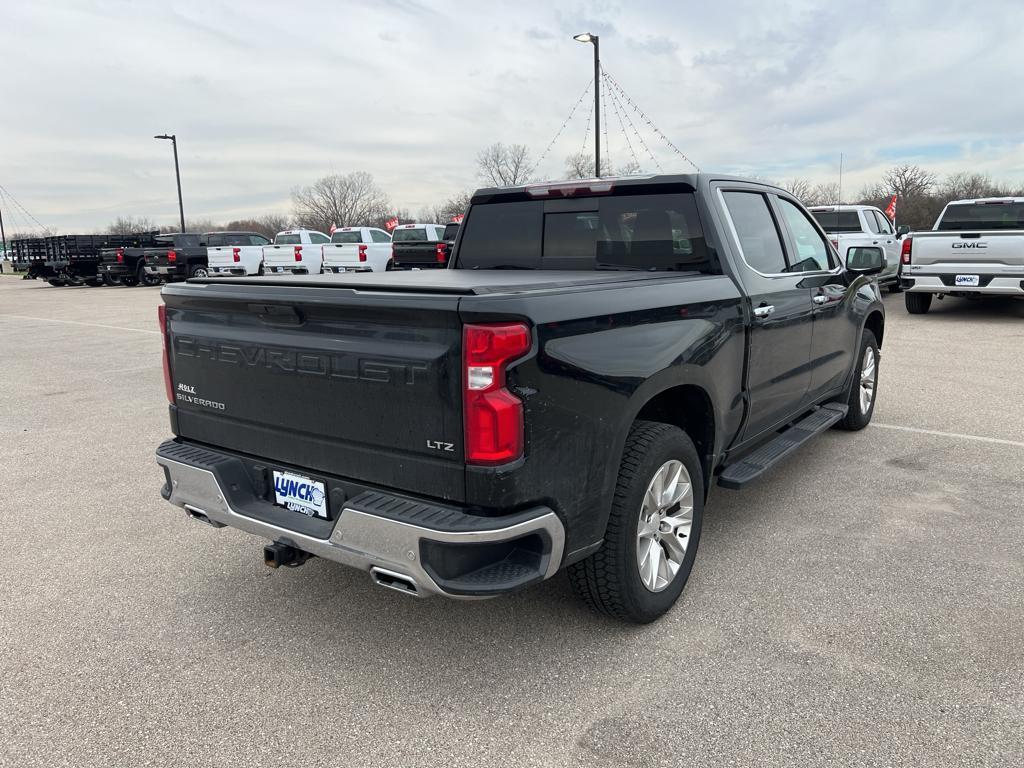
[[633, 383, 716, 497], [864, 308, 884, 347]]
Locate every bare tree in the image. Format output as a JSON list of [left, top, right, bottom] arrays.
[[807, 182, 841, 206], [782, 178, 814, 202], [106, 215, 158, 235], [419, 191, 472, 224], [564, 152, 642, 179], [292, 172, 392, 231], [939, 172, 998, 201], [883, 164, 937, 200], [477, 143, 533, 187], [223, 214, 291, 239]]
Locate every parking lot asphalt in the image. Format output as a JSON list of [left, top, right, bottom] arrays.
[[1, 278, 1021, 767]]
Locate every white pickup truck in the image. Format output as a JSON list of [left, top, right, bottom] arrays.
[[263, 229, 331, 275], [321, 227, 394, 273], [900, 197, 1024, 314], [809, 205, 903, 290], [207, 232, 272, 277]]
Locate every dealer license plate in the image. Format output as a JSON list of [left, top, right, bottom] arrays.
[[954, 274, 980, 287], [272, 471, 328, 519]]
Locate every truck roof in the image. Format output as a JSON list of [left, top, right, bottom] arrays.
[[946, 197, 1024, 205], [808, 204, 877, 212], [470, 173, 789, 203], [395, 223, 443, 228]]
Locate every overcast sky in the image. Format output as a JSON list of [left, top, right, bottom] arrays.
[[3, 0, 1023, 233]]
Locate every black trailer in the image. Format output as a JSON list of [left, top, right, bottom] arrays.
[[35, 233, 156, 286], [16, 238, 51, 280]]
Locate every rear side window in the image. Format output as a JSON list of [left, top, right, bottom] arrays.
[[251, 234, 271, 246], [443, 223, 460, 240], [393, 228, 430, 242], [331, 231, 363, 244], [810, 210, 862, 233], [936, 202, 1024, 230], [722, 192, 787, 274], [457, 192, 716, 273], [309, 232, 330, 244], [863, 211, 882, 234], [370, 229, 391, 243]]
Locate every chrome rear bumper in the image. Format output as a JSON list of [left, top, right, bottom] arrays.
[[157, 447, 565, 599]]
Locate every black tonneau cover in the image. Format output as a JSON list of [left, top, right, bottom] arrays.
[[190, 269, 701, 296]]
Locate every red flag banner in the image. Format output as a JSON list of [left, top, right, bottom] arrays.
[[884, 194, 897, 223], [451, 213, 464, 223], [384, 217, 399, 231], [329, 223, 338, 235]]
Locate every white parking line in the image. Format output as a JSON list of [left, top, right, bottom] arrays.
[[0, 314, 160, 335], [872, 422, 1024, 448]]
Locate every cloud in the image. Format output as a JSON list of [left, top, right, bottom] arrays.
[[2, 0, 1023, 232]]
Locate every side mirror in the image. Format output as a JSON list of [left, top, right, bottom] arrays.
[[896, 224, 910, 237], [846, 246, 885, 276]]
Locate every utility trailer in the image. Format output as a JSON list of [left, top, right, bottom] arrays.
[[15, 238, 50, 280], [39, 234, 151, 286]]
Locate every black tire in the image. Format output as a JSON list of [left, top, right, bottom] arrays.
[[568, 420, 704, 624], [385, 260, 394, 271], [46, 278, 65, 287], [905, 292, 932, 314], [257, 262, 265, 276], [102, 273, 122, 287], [837, 330, 879, 431], [188, 264, 209, 279]]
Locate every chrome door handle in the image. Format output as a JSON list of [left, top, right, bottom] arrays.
[[753, 305, 775, 318], [812, 295, 828, 305]]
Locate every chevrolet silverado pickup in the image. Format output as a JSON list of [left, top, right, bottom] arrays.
[[155, 175, 886, 623], [264, 229, 331, 275], [207, 232, 272, 277], [900, 197, 1024, 313], [321, 227, 393, 273], [809, 205, 903, 289], [143, 233, 208, 281], [99, 231, 162, 286], [390, 223, 449, 269]]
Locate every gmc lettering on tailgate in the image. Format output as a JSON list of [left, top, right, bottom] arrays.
[[174, 337, 430, 385]]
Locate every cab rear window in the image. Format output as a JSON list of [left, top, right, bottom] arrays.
[[810, 211, 862, 233], [331, 231, 363, 244], [936, 202, 1024, 231], [274, 234, 301, 245], [456, 192, 718, 273], [393, 228, 432, 242]]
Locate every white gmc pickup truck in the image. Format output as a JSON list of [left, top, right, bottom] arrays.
[[900, 197, 1024, 314]]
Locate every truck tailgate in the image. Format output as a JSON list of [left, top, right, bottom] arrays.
[[912, 231, 1024, 267], [321, 243, 362, 265], [207, 246, 234, 267], [161, 282, 466, 501]]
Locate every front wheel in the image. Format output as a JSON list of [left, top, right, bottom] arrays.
[[837, 330, 879, 431], [905, 292, 932, 314], [568, 421, 704, 623]]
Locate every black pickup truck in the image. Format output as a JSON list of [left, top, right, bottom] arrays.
[[143, 233, 208, 282], [98, 231, 162, 286], [155, 175, 886, 623], [391, 223, 451, 269]]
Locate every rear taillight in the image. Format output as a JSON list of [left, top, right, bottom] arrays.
[[901, 236, 913, 265], [232, 247, 241, 263], [436, 243, 448, 263], [167, 249, 177, 262], [157, 304, 173, 404], [463, 322, 531, 465], [116, 248, 124, 263], [294, 245, 303, 262], [358, 244, 367, 262]]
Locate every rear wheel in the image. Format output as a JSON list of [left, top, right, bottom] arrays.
[[102, 273, 122, 287], [257, 262, 265, 276], [188, 264, 209, 279], [905, 292, 932, 314], [385, 260, 394, 271], [568, 421, 704, 624]]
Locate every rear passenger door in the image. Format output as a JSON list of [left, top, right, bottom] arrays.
[[719, 188, 815, 439]]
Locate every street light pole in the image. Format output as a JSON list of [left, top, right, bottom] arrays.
[[154, 134, 186, 232], [574, 33, 601, 177]]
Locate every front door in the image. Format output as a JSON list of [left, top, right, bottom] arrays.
[[719, 189, 815, 439]]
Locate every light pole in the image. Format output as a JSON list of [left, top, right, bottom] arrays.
[[154, 134, 186, 232], [573, 32, 601, 177]]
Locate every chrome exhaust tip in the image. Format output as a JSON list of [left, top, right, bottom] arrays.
[[370, 567, 420, 597]]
